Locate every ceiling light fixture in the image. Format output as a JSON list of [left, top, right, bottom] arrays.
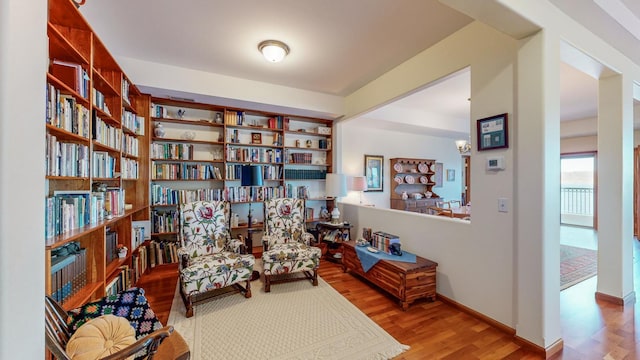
[[455, 139, 472, 155], [258, 40, 290, 63]]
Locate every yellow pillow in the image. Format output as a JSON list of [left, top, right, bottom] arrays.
[[66, 314, 136, 360]]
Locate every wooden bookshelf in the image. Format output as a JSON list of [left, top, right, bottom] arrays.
[[45, 0, 150, 310]]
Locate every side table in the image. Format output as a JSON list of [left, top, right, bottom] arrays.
[[315, 222, 353, 263]]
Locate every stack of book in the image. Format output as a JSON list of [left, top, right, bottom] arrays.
[[371, 231, 401, 254], [50, 245, 86, 303]]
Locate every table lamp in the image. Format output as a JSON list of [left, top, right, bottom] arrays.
[[350, 176, 368, 204], [326, 173, 347, 224], [241, 165, 263, 228]]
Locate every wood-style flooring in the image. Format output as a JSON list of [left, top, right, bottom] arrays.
[[139, 250, 640, 360]]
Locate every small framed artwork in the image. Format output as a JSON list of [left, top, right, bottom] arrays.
[[251, 132, 262, 144], [364, 154, 383, 192], [446, 169, 455, 181], [477, 113, 508, 151]]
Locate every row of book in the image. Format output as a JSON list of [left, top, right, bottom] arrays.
[[121, 158, 139, 179], [46, 85, 90, 138], [151, 209, 178, 233], [92, 115, 121, 150], [224, 110, 246, 126], [92, 151, 117, 178], [226, 147, 283, 163], [225, 186, 286, 203], [49, 245, 86, 304], [106, 266, 132, 297], [225, 164, 281, 180], [286, 185, 311, 199], [151, 184, 224, 205], [50, 59, 90, 99], [122, 109, 145, 136], [46, 134, 90, 177], [288, 152, 313, 164], [105, 228, 120, 264], [147, 241, 180, 266], [45, 189, 125, 239], [284, 169, 327, 180], [122, 133, 139, 157], [92, 88, 111, 116], [151, 143, 194, 160], [151, 163, 221, 180], [370, 231, 401, 254]]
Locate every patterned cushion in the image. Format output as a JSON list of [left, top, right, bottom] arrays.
[[66, 315, 136, 360], [181, 252, 254, 296], [67, 288, 163, 340], [262, 243, 321, 275], [180, 201, 231, 257], [264, 198, 307, 243]]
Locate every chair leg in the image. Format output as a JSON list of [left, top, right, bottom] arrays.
[[180, 289, 194, 318], [264, 274, 271, 292], [244, 279, 252, 298], [312, 269, 318, 286]]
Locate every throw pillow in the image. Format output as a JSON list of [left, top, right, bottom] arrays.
[[66, 314, 136, 360]]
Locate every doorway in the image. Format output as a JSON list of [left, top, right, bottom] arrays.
[[560, 153, 596, 228]]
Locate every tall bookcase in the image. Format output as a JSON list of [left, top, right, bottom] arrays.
[[45, 0, 150, 310], [149, 98, 334, 250]]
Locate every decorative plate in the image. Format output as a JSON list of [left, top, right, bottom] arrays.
[[418, 163, 428, 173], [367, 246, 379, 253], [405, 175, 415, 184], [419, 176, 428, 184], [394, 175, 404, 184], [393, 163, 403, 172]]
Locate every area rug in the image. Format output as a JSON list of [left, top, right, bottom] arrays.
[[167, 265, 409, 360], [560, 245, 597, 290]]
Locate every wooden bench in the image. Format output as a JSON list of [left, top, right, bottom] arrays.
[[342, 241, 437, 310]]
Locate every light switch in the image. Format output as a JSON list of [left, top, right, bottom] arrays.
[[498, 198, 508, 212]]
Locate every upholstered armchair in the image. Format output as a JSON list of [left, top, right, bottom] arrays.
[[262, 198, 322, 292], [45, 287, 190, 360], [178, 201, 255, 317]]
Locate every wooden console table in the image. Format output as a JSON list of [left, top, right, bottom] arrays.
[[342, 241, 437, 310]]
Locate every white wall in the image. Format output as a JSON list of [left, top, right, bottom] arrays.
[[342, 21, 519, 334], [0, 0, 47, 358], [338, 121, 463, 208]]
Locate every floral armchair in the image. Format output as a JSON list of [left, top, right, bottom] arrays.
[[262, 198, 321, 292], [178, 201, 255, 317]]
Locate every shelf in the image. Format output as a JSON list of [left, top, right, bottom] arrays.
[[227, 124, 282, 132], [46, 73, 90, 108], [152, 137, 223, 145], [92, 140, 121, 153], [285, 146, 330, 152], [227, 142, 283, 149], [151, 178, 224, 182], [284, 130, 330, 137], [153, 117, 225, 128], [151, 158, 223, 163], [46, 124, 90, 143]]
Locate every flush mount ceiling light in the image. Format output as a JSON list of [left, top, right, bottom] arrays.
[[258, 40, 290, 63]]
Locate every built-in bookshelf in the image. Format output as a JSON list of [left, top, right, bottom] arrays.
[[45, 0, 150, 311], [149, 98, 334, 250]]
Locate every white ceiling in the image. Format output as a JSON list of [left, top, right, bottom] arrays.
[[79, 1, 640, 138]]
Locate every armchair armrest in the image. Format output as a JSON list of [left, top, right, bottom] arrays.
[[100, 326, 174, 360], [226, 237, 245, 253]]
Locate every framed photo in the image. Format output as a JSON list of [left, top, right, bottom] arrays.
[[446, 169, 455, 181], [251, 132, 262, 144], [364, 155, 383, 192], [477, 113, 508, 151]]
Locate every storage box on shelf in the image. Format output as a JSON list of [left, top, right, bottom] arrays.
[[45, 0, 150, 310], [389, 157, 439, 213]]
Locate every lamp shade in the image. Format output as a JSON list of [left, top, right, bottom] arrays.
[[350, 176, 368, 192], [325, 173, 347, 198], [258, 40, 290, 63], [241, 165, 263, 187]]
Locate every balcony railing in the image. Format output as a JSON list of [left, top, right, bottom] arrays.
[[560, 186, 593, 216]]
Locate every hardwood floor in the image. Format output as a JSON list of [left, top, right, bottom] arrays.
[[138, 239, 640, 359]]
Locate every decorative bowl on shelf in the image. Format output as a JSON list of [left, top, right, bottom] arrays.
[[418, 163, 428, 173], [419, 176, 428, 184], [405, 175, 415, 184], [393, 163, 403, 172], [394, 175, 404, 184]]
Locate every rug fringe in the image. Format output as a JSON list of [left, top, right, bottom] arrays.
[[376, 344, 410, 359]]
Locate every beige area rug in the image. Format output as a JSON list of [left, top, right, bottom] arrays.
[[167, 262, 408, 360]]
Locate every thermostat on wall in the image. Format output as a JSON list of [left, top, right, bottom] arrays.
[[486, 156, 505, 171]]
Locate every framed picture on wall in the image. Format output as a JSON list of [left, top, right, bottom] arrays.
[[446, 169, 455, 181], [477, 113, 508, 151], [364, 154, 383, 192]]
